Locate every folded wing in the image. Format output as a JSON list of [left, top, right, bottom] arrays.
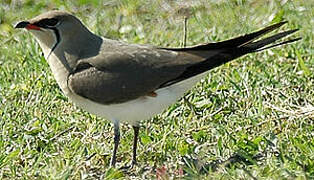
[[68, 22, 300, 104]]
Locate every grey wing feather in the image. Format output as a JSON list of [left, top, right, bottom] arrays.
[[68, 22, 299, 105], [67, 45, 200, 104]]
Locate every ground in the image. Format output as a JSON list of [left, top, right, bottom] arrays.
[[0, 0, 313, 179]]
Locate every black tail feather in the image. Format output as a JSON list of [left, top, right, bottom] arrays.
[[243, 29, 300, 52], [158, 21, 301, 88], [225, 21, 288, 48], [252, 37, 301, 52], [163, 21, 289, 51]]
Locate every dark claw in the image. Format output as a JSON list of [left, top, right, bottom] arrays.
[[119, 162, 137, 171]]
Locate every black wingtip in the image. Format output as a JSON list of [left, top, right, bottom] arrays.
[[253, 37, 302, 52], [237, 21, 289, 47], [287, 28, 299, 34], [271, 21, 288, 28], [293, 37, 302, 41], [244, 27, 300, 51], [278, 21, 288, 25]]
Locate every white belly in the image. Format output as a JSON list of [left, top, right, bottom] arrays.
[[66, 71, 207, 126], [47, 52, 207, 126]]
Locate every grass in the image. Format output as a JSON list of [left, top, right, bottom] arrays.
[[0, 0, 313, 179]]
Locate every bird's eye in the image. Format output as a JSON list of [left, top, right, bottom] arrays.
[[37, 18, 59, 27]]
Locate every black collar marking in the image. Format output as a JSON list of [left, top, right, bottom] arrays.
[[47, 27, 60, 58]]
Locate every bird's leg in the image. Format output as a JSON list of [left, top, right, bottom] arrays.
[[119, 126, 140, 170], [131, 126, 140, 167], [110, 121, 120, 167]]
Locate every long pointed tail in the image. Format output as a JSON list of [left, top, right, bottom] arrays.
[[242, 29, 301, 52], [164, 21, 300, 51], [159, 21, 301, 88]]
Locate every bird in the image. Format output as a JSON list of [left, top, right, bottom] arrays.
[[15, 10, 300, 168]]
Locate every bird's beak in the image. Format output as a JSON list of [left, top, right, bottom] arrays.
[[15, 21, 30, 28], [15, 21, 41, 30]]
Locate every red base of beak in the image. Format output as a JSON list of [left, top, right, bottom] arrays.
[[26, 24, 41, 30]]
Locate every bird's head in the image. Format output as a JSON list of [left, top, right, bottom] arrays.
[[15, 10, 90, 58]]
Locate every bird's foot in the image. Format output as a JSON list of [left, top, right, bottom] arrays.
[[119, 161, 137, 171]]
